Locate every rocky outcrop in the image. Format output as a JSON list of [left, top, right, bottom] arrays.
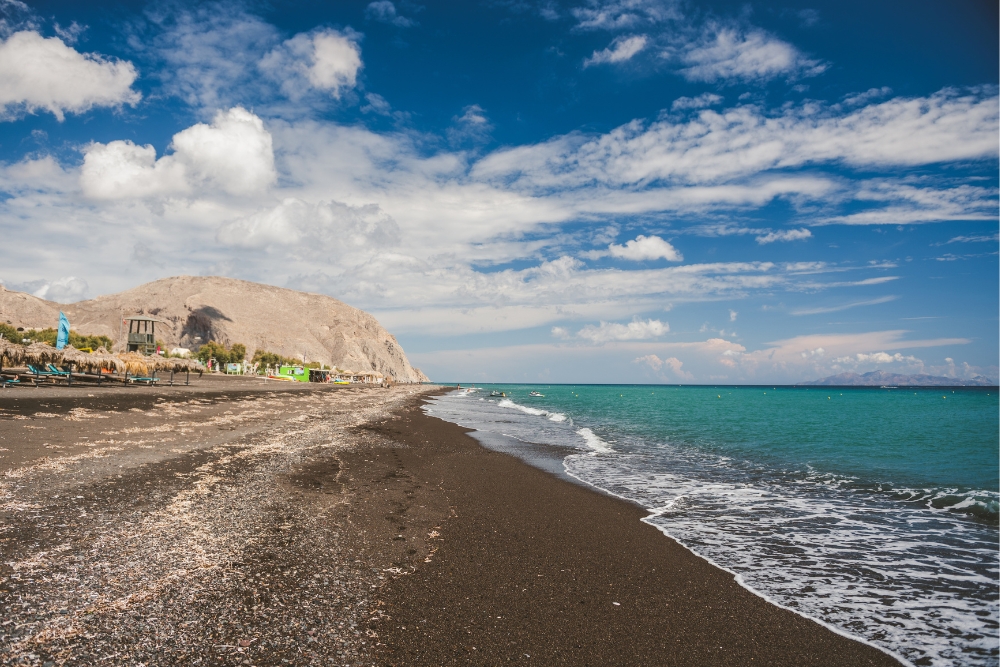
[[0, 276, 429, 382]]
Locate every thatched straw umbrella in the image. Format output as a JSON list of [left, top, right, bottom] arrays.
[[60, 345, 87, 368], [61, 346, 118, 372], [148, 355, 203, 385], [91, 348, 125, 373], [117, 352, 152, 377], [22, 342, 64, 367], [0, 339, 26, 370]]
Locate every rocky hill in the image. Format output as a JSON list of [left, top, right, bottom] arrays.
[[800, 370, 995, 387], [0, 277, 428, 382]]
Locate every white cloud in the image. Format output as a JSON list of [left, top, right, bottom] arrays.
[[729, 309, 737, 321], [578, 317, 668, 343], [756, 228, 812, 244], [833, 351, 922, 365], [714, 330, 968, 380], [447, 104, 493, 145], [0, 30, 139, 121], [945, 233, 999, 244], [81, 107, 276, 199], [31, 276, 89, 303], [365, 1, 416, 27], [842, 87, 892, 106], [584, 34, 648, 67], [607, 234, 682, 261], [473, 88, 998, 193], [791, 295, 897, 316], [671, 93, 722, 110], [259, 28, 362, 100], [141, 6, 280, 110], [571, 0, 678, 31], [676, 24, 826, 84], [634, 353, 693, 379], [217, 198, 399, 255], [360, 92, 391, 115], [817, 182, 998, 225]]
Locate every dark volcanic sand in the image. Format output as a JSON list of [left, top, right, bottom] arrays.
[[362, 396, 903, 667], [0, 383, 903, 666]]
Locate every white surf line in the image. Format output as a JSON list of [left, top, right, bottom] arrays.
[[559, 457, 916, 667]]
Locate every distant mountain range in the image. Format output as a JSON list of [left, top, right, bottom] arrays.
[[800, 370, 996, 387]]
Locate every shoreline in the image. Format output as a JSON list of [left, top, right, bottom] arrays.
[[364, 392, 903, 666], [0, 383, 904, 665]]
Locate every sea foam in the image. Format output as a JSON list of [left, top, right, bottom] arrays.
[[576, 427, 614, 454], [497, 398, 568, 423]]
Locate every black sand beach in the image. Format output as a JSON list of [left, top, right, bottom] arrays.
[[0, 381, 902, 665]]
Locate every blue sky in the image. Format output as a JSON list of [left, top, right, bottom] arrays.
[[0, 0, 996, 383]]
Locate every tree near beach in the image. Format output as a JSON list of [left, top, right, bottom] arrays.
[[0, 324, 112, 351], [195, 341, 245, 366], [251, 349, 300, 367]]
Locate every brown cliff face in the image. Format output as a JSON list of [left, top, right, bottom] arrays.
[[0, 277, 428, 382]]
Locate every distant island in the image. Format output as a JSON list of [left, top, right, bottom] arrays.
[[800, 370, 996, 387]]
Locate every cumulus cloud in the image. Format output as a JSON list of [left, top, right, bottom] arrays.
[[217, 198, 399, 255], [607, 234, 682, 261], [81, 107, 276, 199], [712, 330, 968, 380], [756, 228, 812, 244], [31, 276, 89, 303], [633, 353, 693, 378], [0, 30, 139, 120], [578, 317, 668, 343], [259, 28, 362, 100], [676, 24, 826, 84], [365, 1, 416, 27], [584, 34, 648, 67], [729, 309, 737, 321], [833, 351, 922, 365]]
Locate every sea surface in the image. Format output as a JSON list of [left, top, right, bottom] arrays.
[[424, 384, 999, 667]]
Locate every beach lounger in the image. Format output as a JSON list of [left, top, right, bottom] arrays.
[[26, 364, 69, 384], [127, 373, 159, 386], [26, 364, 57, 377], [0, 376, 22, 388]]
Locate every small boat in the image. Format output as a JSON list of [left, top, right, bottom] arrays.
[[529, 391, 544, 397], [489, 390, 506, 397]]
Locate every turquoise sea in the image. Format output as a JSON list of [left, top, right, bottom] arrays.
[[426, 384, 999, 667]]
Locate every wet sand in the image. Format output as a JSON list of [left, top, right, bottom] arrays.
[[0, 382, 902, 666], [363, 396, 902, 667]]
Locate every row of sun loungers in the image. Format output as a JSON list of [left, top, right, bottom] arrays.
[[1, 364, 160, 387]]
